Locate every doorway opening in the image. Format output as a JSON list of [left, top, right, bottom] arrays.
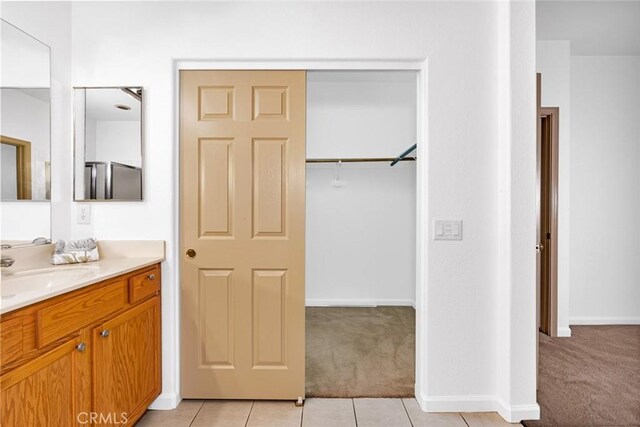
[[178, 63, 426, 402], [304, 70, 418, 397], [536, 74, 559, 339]]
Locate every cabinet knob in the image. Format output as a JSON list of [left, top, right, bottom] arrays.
[[186, 249, 196, 259], [76, 342, 87, 352], [147, 273, 156, 280], [100, 329, 110, 338]]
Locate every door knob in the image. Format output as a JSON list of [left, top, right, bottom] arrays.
[[186, 249, 196, 259], [100, 329, 110, 338], [76, 342, 87, 352], [147, 273, 156, 280]]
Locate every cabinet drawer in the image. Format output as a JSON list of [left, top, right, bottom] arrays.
[[36, 280, 128, 348], [129, 266, 161, 304], [0, 317, 23, 365]]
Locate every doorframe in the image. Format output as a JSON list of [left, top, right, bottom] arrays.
[[537, 105, 559, 337], [1, 135, 32, 199], [173, 58, 429, 406]]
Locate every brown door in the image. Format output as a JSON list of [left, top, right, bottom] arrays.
[[93, 297, 161, 422], [537, 103, 559, 337], [180, 70, 306, 399]]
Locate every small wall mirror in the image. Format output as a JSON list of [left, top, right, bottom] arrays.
[[74, 87, 143, 201], [0, 19, 51, 242]]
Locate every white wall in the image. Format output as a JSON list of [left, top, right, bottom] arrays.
[[84, 119, 141, 168], [0, 18, 50, 88], [307, 71, 417, 158], [73, 89, 86, 200], [69, 1, 537, 420], [92, 121, 141, 167], [0, 1, 538, 421], [570, 56, 640, 325], [537, 1, 640, 56], [85, 117, 97, 162], [1, 144, 18, 199], [495, 2, 538, 420], [306, 71, 416, 306], [536, 41, 572, 336], [537, 0, 640, 328], [306, 162, 416, 306]]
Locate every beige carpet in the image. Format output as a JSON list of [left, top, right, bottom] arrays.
[[305, 306, 415, 398], [524, 326, 640, 426]]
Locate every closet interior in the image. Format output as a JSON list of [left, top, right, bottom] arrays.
[[305, 70, 418, 397]]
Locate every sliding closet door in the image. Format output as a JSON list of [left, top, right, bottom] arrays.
[[180, 70, 306, 399]]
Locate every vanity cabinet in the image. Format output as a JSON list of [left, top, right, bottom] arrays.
[[93, 297, 160, 424], [0, 263, 161, 426], [0, 335, 87, 426]]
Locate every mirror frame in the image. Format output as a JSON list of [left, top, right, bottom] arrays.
[[73, 86, 144, 202]]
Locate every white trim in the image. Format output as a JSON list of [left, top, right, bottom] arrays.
[[557, 326, 572, 337], [414, 58, 429, 412], [570, 317, 640, 325], [174, 58, 429, 408], [305, 299, 415, 307], [495, 398, 541, 423], [418, 394, 540, 423], [170, 56, 184, 412], [420, 394, 497, 413], [148, 393, 181, 411], [177, 59, 424, 71]]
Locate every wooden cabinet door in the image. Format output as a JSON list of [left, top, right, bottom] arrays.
[[0, 336, 87, 426], [92, 296, 160, 424]]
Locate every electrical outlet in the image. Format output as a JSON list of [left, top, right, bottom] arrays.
[[434, 219, 462, 240], [77, 204, 91, 224]]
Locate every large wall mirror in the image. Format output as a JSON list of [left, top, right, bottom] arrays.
[[74, 87, 143, 201], [0, 19, 51, 242]]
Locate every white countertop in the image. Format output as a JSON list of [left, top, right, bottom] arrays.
[[0, 241, 165, 315]]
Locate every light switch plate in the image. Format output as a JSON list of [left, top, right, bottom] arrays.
[[77, 204, 91, 224], [434, 220, 462, 240]]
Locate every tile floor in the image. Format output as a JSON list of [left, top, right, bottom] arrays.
[[137, 398, 520, 426]]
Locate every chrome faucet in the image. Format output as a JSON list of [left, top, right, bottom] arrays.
[[1, 256, 15, 268], [0, 237, 50, 268], [0, 237, 51, 250]]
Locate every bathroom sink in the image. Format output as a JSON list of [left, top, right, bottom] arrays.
[[1, 266, 100, 298]]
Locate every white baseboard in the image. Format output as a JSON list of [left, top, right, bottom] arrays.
[[557, 326, 572, 337], [495, 398, 541, 423], [306, 298, 415, 307], [570, 317, 640, 325], [420, 394, 497, 413], [417, 393, 539, 423], [149, 393, 180, 410]]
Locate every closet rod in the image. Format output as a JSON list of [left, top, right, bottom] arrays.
[[306, 157, 416, 163]]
